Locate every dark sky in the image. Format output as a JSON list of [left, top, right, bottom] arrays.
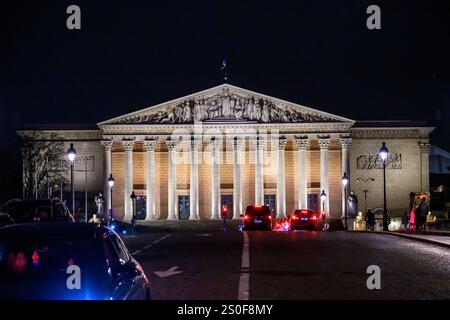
[[1, 0, 449, 148]]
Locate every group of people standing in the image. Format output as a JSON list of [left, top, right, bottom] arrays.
[[402, 198, 429, 231], [363, 198, 429, 232]]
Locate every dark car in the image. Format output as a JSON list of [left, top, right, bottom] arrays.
[[0, 223, 150, 300], [0, 213, 14, 228], [242, 205, 272, 230], [0, 199, 75, 224], [289, 209, 323, 231]]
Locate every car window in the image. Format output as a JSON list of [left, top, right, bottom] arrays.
[[245, 206, 271, 216], [54, 203, 68, 221], [0, 215, 14, 227], [109, 234, 130, 264], [102, 235, 121, 277], [8, 204, 53, 222]]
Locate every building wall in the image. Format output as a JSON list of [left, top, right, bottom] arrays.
[[350, 138, 424, 216]]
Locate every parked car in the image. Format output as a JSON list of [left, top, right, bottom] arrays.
[[0, 222, 151, 300], [0, 213, 14, 228], [242, 205, 273, 230], [289, 209, 323, 231], [0, 199, 74, 224]]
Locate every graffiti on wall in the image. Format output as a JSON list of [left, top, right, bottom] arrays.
[[356, 154, 402, 170]]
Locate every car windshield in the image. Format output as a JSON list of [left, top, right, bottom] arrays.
[[245, 206, 271, 216], [6, 203, 53, 222]]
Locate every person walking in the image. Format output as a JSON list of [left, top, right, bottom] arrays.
[[401, 211, 409, 230], [365, 209, 375, 231], [416, 198, 429, 231]]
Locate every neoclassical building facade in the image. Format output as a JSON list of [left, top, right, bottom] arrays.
[[20, 84, 434, 220]]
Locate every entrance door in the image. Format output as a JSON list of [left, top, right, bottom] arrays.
[[178, 195, 190, 220], [264, 194, 276, 216], [221, 195, 233, 219], [135, 195, 146, 220], [308, 194, 319, 213]]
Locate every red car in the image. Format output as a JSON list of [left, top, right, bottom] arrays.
[[289, 209, 323, 231], [242, 205, 272, 230]]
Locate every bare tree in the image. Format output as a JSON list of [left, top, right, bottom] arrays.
[[19, 131, 68, 199]]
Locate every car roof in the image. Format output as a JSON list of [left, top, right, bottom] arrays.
[[0, 222, 110, 240], [5, 199, 57, 205]]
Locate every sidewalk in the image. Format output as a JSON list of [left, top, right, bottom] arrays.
[[350, 230, 450, 248]]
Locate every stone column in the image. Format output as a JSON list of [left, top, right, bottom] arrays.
[[233, 137, 244, 219], [100, 140, 113, 214], [295, 136, 309, 209], [255, 137, 265, 205], [339, 136, 352, 218], [166, 140, 178, 220], [276, 136, 287, 218], [318, 136, 330, 215], [123, 140, 135, 221], [189, 137, 201, 220], [144, 139, 157, 221], [211, 138, 222, 220], [418, 141, 431, 192]]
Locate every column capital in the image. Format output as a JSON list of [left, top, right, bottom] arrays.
[[317, 135, 331, 149], [255, 137, 266, 150], [210, 138, 222, 151], [233, 137, 245, 151], [278, 136, 287, 150], [418, 141, 431, 153], [295, 135, 309, 150], [166, 139, 178, 151], [189, 136, 202, 151], [339, 136, 352, 150], [100, 140, 114, 151], [144, 139, 157, 152], [122, 140, 135, 152]]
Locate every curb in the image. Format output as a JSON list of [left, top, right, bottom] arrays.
[[350, 230, 450, 249]]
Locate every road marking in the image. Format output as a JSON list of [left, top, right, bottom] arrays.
[[195, 233, 212, 237], [154, 266, 183, 278], [131, 233, 170, 256], [238, 231, 250, 300]]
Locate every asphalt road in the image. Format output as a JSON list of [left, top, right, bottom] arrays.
[[122, 229, 450, 300]]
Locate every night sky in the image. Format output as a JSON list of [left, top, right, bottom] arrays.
[[1, 0, 449, 149]]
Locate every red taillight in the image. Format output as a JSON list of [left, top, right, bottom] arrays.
[[301, 210, 308, 214], [292, 215, 299, 220], [254, 204, 262, 208], [267, 215, 272, 220], [310, 215, 318, 220], [244, 214, 250, 220]]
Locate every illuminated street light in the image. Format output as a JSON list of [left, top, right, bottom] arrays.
[[342, 172, 349, 230], [378, 142, 390, 231], [67, 143, 76, 214], [108, 173, 115, 225]]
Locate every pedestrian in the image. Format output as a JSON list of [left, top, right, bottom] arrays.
[[416, 198, 429, 232], [365, 209, 375, 231], [401, 211, 409, 230]]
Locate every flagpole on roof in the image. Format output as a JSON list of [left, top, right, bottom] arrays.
[[221, 57, 228, 82]]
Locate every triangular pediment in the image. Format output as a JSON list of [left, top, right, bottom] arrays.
[[98, 84, 354, 126]]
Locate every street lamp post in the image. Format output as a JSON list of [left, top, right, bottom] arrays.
[[356, 177, 375, 213], [67, 143, 76, 214], [320, 190, 327, 229], [379, 142, 390, 231], [342, 173, 349, 231], [108, 173, 115, 226], [130, 191, 137, 233]]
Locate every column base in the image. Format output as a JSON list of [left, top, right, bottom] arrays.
[[144, 216, 157, 221], [189, 216, 200, 220]]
